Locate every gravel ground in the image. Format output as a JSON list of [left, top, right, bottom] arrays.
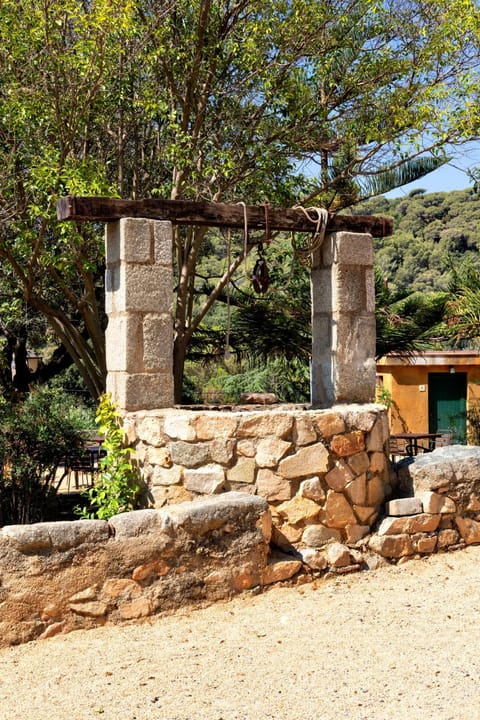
[[1, 545, 479, 720]]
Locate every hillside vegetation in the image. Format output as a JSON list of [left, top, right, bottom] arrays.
[[356, 188, 480, 295]]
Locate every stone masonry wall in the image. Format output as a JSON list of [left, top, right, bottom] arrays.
[[124, 403, 391, 563], [368, 445, 480, 560], [3, 442, 480, 648], [0, 493, 272, 648]]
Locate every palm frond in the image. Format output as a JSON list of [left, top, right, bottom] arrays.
[[358, 156, 448, 198]]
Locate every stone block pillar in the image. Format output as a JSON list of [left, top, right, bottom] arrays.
[[105, 218, 174, 411], [311, 231, 376, 406]]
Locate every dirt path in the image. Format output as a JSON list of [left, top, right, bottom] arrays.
[[1, 546, 479, 720]]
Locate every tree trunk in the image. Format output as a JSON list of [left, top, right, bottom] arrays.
[[173, 333, 188, 404]]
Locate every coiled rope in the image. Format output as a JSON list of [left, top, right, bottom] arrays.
[[291, 206, 329, 266]]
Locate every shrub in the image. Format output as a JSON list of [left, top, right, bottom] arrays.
[[0, 388, 94, 526], [76, 394, 140, 520]]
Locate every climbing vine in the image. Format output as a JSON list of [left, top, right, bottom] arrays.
[[77, 394, 139, 520]]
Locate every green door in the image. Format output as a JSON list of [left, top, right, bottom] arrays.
[[428, 372, 467, 443]]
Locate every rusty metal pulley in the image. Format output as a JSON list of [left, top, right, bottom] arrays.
[[252, 244, 270, 294]]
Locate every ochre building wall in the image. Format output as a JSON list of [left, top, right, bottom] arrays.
[[377, 351, 480, 435]]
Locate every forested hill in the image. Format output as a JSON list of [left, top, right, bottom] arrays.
[[353, 189, 480, 295]]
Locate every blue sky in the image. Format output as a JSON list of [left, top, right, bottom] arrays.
[[386, 141, 480, 198]]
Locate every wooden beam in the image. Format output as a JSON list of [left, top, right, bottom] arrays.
[[56, 195, 393, 237]]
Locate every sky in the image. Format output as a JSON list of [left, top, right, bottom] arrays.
[[386, 140, 480, 198]]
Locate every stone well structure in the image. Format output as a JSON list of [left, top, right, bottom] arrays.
[[104, 217, 390, 553], [3, 212, 480, 648]]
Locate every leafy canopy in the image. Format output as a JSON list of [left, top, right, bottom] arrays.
[[1, 0, 479, 400]]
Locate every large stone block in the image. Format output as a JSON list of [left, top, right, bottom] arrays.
[[109, 508, 172, 540], [367, 475, 385, 506], [353, 505, 376, 524], [294, 416, 318, 445], [237, 412, 294, 439], [368, 533, 413, 558], [302, 524, 341, 548], [347, 451, 370, 475], [106, 219, 172, 266], [324, 491, 357, 528], [314, 411, 346, 437], [333, 314, 377, 404], [437, 528, 460, 549], [105, 313, 143, 373], [378, 513, 440, 536], [165, 491, 268, 535], [255, 437, 292, 467], [149, 484, 193, 508], [194, 414, 238, 440], [456, 516, 480, 545], [151, 465, 183, 486], [331, 431, 365, 457], [418, 492, 456, 515], [277, 442, 329, 479], [262, 557, 302, 585], [299, 476, 325, 503], [136, 415, 165, 446], [107, 371, 174, 411], [411, 533, 437, 554], [164, 412, 196, 441], [325, 460, 354, 490], [170, 441, 210, 468], [117, 264, 173, 314], [0, 520, 109, 553], [256, 469, 293, 501], [210, 439, 236, 465], [367, 414, 389, 452], [385, 497, 423, 517], [399, 446, 480, 514], [333, 265, 369, 313], [226, 457, 256, 485], [343, 407, 378, 433], [325, 542, 352, 568], [143, 314, 173, 371], [276, 496, 321, 525], [106, 263, 172, 315], [325, 231, 374, 267], [106, 220, 142, 265], [345, 475, 367, 505], [183, 464, 225, 494]]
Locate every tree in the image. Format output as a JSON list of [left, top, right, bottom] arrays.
[[1, 0, 479, 400], [0, 0, 132, 396], [374, 270, 449, 358], [446, 262, 480, 347]]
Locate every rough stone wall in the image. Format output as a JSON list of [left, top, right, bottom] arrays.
[[3, 445, 480, 648], [0, 493, 271, 648], [124, 404, 391, 557], [369, 445, 480, 559]]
